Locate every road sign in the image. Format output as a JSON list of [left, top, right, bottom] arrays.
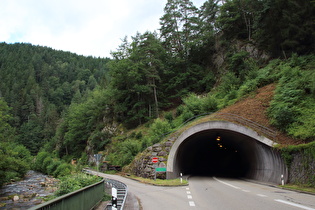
[[155, 167, 166, 172], [152, 157, 158, 163]]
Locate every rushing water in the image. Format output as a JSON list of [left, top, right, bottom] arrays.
[[0, 170, 58, 209]]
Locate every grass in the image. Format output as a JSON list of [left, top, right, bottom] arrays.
[[126, 175, 188, 186], [279, 184, 315, 194]]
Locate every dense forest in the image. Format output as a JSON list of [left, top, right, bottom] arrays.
[[0, 0, 314, 186]]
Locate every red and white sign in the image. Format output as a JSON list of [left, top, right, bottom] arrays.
[[152, 157, 158, 163]]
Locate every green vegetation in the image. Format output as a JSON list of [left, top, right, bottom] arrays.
[[277, 141, 315, 187], [280, 184, 315, 194], [0, 98, 32, 187], [0, 0, 314, 189], [127, 175, 188, 186], [55, 173, 102, 196]]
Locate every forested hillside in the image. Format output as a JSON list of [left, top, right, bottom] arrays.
[[0, 0, 314, 184]]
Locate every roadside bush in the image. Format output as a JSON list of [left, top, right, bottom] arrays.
[[55, 173, 101, 196], [149, 118, 172, 143]]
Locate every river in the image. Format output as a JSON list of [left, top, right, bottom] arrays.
[[0, 170, 58, 209]]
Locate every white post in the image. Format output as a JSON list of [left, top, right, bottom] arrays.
[[180, 173, 183, 183], [281, 174, 284, 186], [112, 188, 117, 210]]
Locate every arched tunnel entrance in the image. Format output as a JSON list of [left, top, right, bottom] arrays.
[[177, 129, 254, 177], [167, 121, 288, 184]]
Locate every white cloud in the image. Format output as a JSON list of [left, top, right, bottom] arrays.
[[0, 0, 206, 58]]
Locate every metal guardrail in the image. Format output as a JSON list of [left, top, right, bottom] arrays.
[[104, 179, 128, 210], [154, 112, 277, 143], [212, 112, 277, 140], [28, 178, 105, 210], [83, 169, 128, 210]]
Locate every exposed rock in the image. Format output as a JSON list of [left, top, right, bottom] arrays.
[[158, 151, 167, 156], [164, 141, 172, 147], [158, 162, 166, 168], [153, 147, 162, 152], [12, 196, 19, 201]]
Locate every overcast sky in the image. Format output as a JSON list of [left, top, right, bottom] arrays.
[[0, 0, 206, 58]]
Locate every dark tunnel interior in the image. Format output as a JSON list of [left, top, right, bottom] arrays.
[[176, 129, 257, 178]]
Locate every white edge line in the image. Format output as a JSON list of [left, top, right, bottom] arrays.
[[275, 199, 315, 210], [213, 177, 240, 189]]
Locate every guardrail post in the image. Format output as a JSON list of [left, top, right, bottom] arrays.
[[112, 187, 118, 210]]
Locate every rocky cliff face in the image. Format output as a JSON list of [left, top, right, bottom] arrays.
[[125, 139, 175, 179], [289, 151, 315, 187]]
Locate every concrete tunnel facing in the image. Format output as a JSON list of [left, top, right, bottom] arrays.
[[166, 121, 288, 185]]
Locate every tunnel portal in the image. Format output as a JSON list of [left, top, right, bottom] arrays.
[[167, 121, 288, 184], [177, 129, 254, 177]]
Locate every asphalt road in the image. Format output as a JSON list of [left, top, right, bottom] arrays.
[[93, 172, 315, 210]]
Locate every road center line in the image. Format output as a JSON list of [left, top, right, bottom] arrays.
[[213, 177, 240, 189], [189, 201, 196, 206], [275, 199, 315, 210], [186, 191, 191, 194], [257, 194, 267, 197], [187, 195, 192, 199]]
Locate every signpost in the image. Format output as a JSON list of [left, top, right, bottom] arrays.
[[155, 167, 166, 172], [94, 154, 102, 171], [152, 157, 158, 163]]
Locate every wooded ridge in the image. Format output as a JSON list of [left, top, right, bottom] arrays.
[[0, 0, 314, 186]]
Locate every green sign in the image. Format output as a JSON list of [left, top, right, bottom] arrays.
[[155, 167, 166, 172]]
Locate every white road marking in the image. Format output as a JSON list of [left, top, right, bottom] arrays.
[[242, 190, 250, 192], [187, 195, 192, 199], [186, 187, 190, 190], [189, 201, 196, 206], [275, 199, 315, 210], [186, 191, 191, 194], [257, 194, 267, 197], [213, 177, 240, 189]]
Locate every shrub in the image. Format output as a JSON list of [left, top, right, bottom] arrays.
[[0, 143, 31, 186], [237, 79, 258, 98], [217, 72, 241, 97], [47, 160, 62, 175], [42, 156, 53, 174], [201, 94, 218, 113], [181, 110, 194, 122], [268, 102, 299, 131], [175, 105, 185, 117], [53, 163, 73, 177], [33, 151, 50, 172], [164, 111, 173, 122], [55, 173, 101, 196], [149, 118, 172, 141], [183, 93, 204, 115]]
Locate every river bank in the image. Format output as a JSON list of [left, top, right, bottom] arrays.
[[0, 170, 58, 209]]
